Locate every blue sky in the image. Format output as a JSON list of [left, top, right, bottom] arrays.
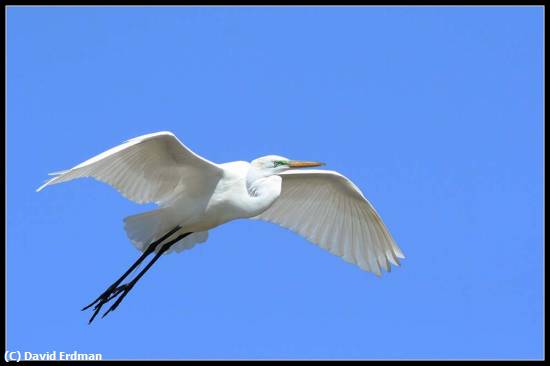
[[7, 6, 543, 360]]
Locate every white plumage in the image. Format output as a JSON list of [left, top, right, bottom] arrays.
[[38, 131, 404, 275], [37, 131, 222, 205], [254, 170, 404, 275]]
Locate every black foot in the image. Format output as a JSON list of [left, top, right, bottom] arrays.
[[85, 282, 132, 324]]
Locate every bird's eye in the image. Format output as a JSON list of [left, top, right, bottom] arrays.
[[273, 160, 287, 168]]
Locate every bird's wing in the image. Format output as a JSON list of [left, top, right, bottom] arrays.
[[36, 131, 223, 205], [253, 170, 404, 275]]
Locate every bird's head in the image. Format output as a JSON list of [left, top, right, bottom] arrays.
[[251, 155, 325, 176]]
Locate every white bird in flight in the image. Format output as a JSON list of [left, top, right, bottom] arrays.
[[37, 131, 404, 323]]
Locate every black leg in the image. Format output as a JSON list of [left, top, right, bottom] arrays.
[[82, 226, 183, 324], [84, 231, 192, 324], [100, 232, 191, 319]]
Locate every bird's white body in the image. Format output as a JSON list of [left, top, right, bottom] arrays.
[[159, 160, 281, 232], [38, 131, 404, 275]]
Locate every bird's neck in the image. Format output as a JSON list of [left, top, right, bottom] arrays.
[[245, 169, 282, 215]]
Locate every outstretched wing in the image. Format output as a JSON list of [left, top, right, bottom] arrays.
[[37, 131, 223, 205], [253, 170, 404, 276]]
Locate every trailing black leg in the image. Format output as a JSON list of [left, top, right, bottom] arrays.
[[100, 232, 192, 319], [82, 226, 183, 324]]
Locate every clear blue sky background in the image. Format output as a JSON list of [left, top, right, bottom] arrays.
[[7, 6, 543, 360]]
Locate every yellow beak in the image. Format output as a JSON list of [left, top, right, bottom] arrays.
[[288, 161, 326, 168]]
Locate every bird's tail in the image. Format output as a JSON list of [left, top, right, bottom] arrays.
[[123, 208, 208, 255]]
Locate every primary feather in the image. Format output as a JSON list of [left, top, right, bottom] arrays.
[[36, 131, 222, 205], [253, 170, 404, 275]]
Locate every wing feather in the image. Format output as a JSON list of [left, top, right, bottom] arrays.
[[253, 170, 404, 275], [341, 197, 355, 264], [352, 201, 371, 272], [37, 131, 222, 205], [334, 191, 347, 259]]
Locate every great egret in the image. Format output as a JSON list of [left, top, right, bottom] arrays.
[[37, 131, 404, 323]]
